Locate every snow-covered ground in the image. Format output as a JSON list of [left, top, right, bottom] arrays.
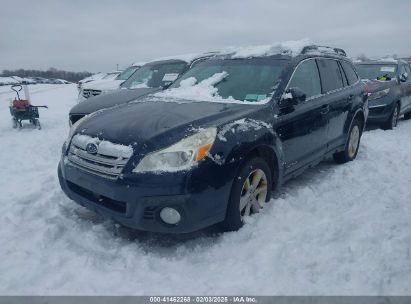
[[0, 84, 410, 295]]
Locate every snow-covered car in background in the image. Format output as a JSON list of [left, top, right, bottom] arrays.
[[0, 76, 20, 86], [78, 64, 144, 102], [11, 76, 36, 85], [77, 72, 107, 91], [69, 53, 216, 125]]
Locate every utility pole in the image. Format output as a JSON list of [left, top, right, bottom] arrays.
[[116, 64, 119, 71]]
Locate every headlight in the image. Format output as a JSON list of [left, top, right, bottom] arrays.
[[368, 88, 390, 101], [133, 127, 217, 173], [65, 116, 87, 147]]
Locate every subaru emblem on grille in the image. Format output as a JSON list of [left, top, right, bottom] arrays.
[[86, 143, 98, 154]]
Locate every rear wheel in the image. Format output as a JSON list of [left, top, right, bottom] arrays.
[[333, 118, 362, 164], [383, 102, 400, 130], [222, 157, 272, 231]]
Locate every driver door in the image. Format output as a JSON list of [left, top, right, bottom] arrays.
[[275, 58, 328, 175]]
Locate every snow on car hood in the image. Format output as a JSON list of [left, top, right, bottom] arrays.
[[82, 79, 124, 91], [75, 98, 265, 150]]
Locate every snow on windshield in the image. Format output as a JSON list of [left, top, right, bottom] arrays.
[[153, 72, 245, 103]]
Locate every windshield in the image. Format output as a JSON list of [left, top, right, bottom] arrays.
[[355, 64, 397, 81], [166, 59, 287, 102], [121, 62, 187, 89], [116, 66, 139, 81]]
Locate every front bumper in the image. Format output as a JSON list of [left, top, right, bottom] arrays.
[[58, 156, 238, 233], [367, 96, 396, 124]]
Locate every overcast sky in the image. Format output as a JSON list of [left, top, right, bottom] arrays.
[[1, 0, 410, 73]]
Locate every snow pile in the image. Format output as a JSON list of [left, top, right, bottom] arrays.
[[223, 38, 312, 58], [153, 72, 235, 102], [0, 84, 411, 295]]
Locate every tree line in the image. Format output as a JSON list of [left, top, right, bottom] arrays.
[[1, 68, 92, 82]]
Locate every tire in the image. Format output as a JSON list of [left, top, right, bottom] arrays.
[[404, 111, 411, 120], [221, 157, 272, 231], [12, 118, 17, 129], [382, 102, 400, 130], [333, 118, 363, 164]]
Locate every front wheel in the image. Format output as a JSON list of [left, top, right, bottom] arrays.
[[383, 103, 400, 130], [404, 111, 411, 120], [222, 157, 272, 231], [333, 118, 362, 164]]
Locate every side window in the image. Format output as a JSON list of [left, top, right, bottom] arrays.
[[341, 61, 359, 85], [317, 59, 344, 93], [400, 64, 410, 82], [339, 62, 349, 87], [288, 59, 321, 99]]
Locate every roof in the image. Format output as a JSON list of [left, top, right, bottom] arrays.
[[217, 39, 347, 59], [144, 51, 219, 65], [354, 59, 399, 65]]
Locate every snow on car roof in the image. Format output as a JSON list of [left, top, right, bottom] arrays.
[[131, 62, 146, 67], [221, 38, 313, 58], [150, 52, 217, 64]]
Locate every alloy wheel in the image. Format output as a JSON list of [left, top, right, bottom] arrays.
[[348, 125, 360, 158], [239, 169, 268, 219], [392, 105, 399, 129]]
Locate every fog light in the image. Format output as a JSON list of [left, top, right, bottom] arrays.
[[159, 207, 181, 225]]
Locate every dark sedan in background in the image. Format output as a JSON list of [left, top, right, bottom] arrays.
[[355, 60, 411, 129]]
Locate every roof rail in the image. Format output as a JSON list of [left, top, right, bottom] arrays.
[[300, 45, 347, 57]]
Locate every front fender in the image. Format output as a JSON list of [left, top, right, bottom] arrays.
[[213, 119, 285, 187]]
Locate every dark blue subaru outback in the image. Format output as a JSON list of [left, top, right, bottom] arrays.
[[58, 43, 368, 233]]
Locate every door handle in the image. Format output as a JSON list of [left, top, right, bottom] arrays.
[[348, 94, 354, 101], [320, 104, 330, 115]]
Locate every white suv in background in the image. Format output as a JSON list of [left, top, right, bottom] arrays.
[[78, 62, 144, 102]]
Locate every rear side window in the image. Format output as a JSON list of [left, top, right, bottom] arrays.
[[317, 59, 344, 93], [341, 61, 359, 85], [288, 59, 321, 99]]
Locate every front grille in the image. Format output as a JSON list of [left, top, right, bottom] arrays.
[[67, 134, 133, 180], [67, 181, 127, 213], [82, 89, 102, 99], [69, 114, 85, 125]]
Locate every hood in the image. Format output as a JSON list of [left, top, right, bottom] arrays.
[[82, 79, 124, 91], [363, 79, 397, 93], [76, 99, 266, 150], [70, 88, 161, 115]]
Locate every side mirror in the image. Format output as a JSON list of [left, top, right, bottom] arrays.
[[400, 72, 408, 83], [279, 87, 306, 108]]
